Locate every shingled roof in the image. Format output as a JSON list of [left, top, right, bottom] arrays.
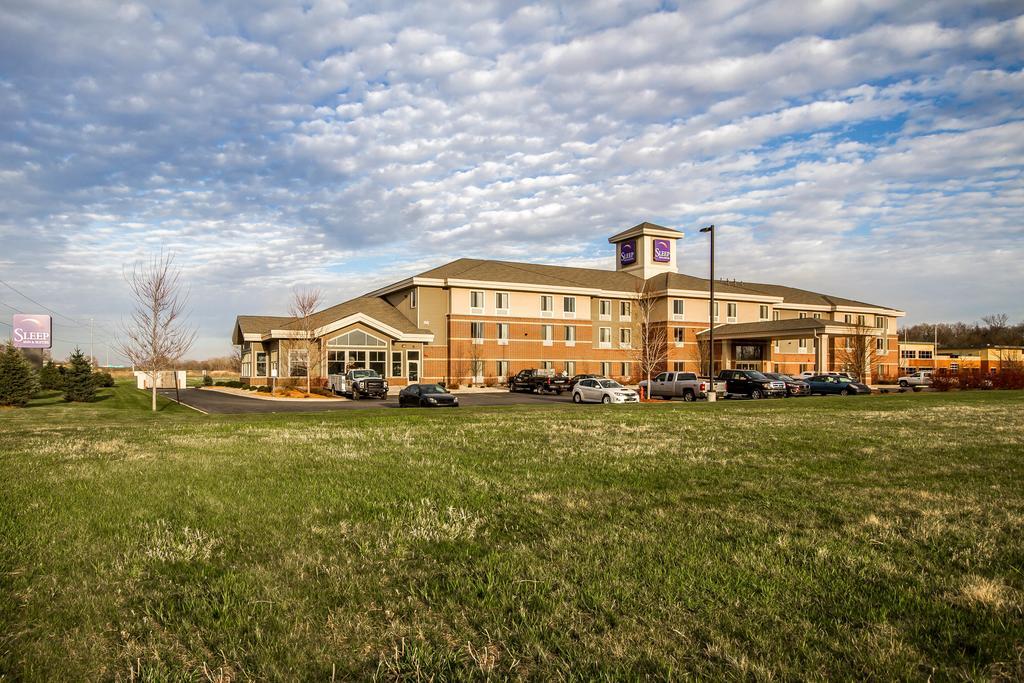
[[415, 258, 643, 292], [276, 296, 427, 335]]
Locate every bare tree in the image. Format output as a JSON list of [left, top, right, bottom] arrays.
[[686, 336, 711, 376], [118, 253, 197, 412], [834, 325, 884, 383], [289, 287, 323, 394], [631, 280, 668, 396], [230, 345, 242, 373]]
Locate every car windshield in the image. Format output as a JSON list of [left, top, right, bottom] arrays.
[[838, 377, 853, 383], [747, 371, 769, 381], [419, 384, 448, 394], [350, 369, 379, 379], [598, 380, 623, 389]]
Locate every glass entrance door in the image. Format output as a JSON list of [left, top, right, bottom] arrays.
[[407, 350, 420, 382]]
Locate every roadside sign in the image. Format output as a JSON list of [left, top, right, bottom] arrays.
[[12, 314, 52, 349]]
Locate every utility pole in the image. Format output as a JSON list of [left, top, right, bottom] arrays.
[[90, 317, 95, 368], [700, 225, 715, 379]]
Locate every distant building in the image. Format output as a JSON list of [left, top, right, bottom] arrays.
[[898, 342, 1023, 374], [233, 222, 905, 386]]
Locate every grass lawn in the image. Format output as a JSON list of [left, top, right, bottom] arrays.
[[2, 384, 1022, 680]]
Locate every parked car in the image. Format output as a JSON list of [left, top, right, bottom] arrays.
[[798, 370, 857, 381], [568, 373, 601, 390], [805, 375, 871, 396], [328, 369, 388, 399], [763, 372, 810, 397], [572, 378, 639, 404], [638, 371, 709, 401], [716, 369, 786, 399], [898, 371, 932, 387], [398, 383, 459, 408], [509, 369, 570, 394]]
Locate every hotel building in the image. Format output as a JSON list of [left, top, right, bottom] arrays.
[[232, 222, 904, 386]]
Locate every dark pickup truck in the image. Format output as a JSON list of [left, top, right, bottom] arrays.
[[509, 369, 570, 394], [716, 369, 786, 399]]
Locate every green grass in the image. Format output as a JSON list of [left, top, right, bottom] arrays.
[[2, 385, 1022, 680]]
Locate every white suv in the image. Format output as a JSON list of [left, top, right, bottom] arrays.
[[898, 371, 932, 387]]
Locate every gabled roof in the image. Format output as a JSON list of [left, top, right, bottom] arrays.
[[234, 315, 293, 342], [415, 258, 643, 292], [277, 296, 427, 335]]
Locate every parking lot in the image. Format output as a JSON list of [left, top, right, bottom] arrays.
[[159, 387, 573, 414]]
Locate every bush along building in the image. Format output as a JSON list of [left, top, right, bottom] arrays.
[[232, 222, 904, 387]]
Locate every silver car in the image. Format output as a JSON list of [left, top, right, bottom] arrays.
[[572, 378, 639, 404]]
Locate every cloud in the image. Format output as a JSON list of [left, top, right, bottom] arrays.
[[0, 1, 1022, 358]]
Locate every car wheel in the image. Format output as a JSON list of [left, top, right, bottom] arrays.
[[573, 392, 582, 404], [840, 389, 849, 396], [602, 395, 611, 404], [899, 380, 908, 387], [750, 389, 763, 400], [682, 390, 695, 402], [352, 387, 360, 400]]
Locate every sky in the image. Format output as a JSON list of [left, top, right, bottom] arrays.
[[1, 0, 1022, 361]]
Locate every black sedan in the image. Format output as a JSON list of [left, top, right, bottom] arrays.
[[805, 375, 872, 396], [764, 372, 810, 397], [398, 383, 459, 408]]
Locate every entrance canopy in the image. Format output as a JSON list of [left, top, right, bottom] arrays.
[[697, 318, 882, 341]]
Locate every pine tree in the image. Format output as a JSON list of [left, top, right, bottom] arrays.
[[0, 342, 39, 407], [63, 347, 97, 403], [39, 360, 64, 391]]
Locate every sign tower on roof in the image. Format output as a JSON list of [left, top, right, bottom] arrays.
[[607, 222, 682, 280]]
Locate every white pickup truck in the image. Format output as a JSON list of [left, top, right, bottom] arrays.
[[898, 370, 932, 387], [328, 369, 388, 399], [638, 371, 710, 401]]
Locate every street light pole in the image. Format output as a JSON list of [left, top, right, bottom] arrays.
[[699, 225, 715, 379]]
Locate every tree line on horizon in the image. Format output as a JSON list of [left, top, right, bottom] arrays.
[[899, 314, 1022, 349]]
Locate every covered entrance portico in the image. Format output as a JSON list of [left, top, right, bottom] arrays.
[[698, 318, 884, 377]]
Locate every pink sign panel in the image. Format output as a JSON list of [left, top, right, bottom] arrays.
[[12, 314, 52, 349], [653, 238, 672, 263]]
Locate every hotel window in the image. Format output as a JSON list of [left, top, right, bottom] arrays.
[[565, 361, 576, 376], [540, 295, 553, 316], [541, 324, 553, 344], [601, 362, 611, 376], [672, 299, 685, 321], [620, 328, 632, 348], [541, 361, 553, 370], [950, 362, 959, 373], [391, 351, 403, 377], [599, 327, 612, 347], [858, 314, 866, 326], [619, 301, 631, 320], [901, 350, 916, 359], [727, 302, 737, 323], [799, 312, 807, 319], [599, 299, 611, 320], [773, 310, 780, 321], [713, 301, 719, 322], [470, 290, 485, 312], [288, 349, 308, 377], [241, 361, 251, 377], [255, 352, 267, 376], [759, 305, 769, 321], [672, 361, 685, 371], [564, 325, 576, 342], [876, 338, 885, 351], [919, 350, 933, 359], [497, 360, 509, 380], [563, 296, 576, 317], [496, 292, 509, 314], [844, 314, 852, 324], [774, 339, 780, 353], [875, 315, 885, 329], [813, 313, 821, 319], [471, 322, 484, 341], [674, 327, 685, 344], [369, 351, 387, 377], [620, 362, 631, 378], [410, 288, 417, 309], [497, 323, 509, 344], [798, 339, 807, 353]]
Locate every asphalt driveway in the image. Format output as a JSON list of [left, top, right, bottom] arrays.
[[158, 387, 573, 414]]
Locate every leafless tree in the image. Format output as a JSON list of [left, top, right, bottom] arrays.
[[117, 252, 197, 412], [631, 280, 668, 395], [289, 287, 323, 394], [230, 345, 242, 372], [834, 325, 884, 383], [686, 336, 711, 376], [469, 341, 483, 386]]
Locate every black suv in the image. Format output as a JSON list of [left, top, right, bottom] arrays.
[[716, 369, 786, 399]]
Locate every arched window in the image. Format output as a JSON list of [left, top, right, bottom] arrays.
[[326, 329, 387, 348]]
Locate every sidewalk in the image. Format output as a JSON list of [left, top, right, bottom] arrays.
[[198, 386, 350, 402]]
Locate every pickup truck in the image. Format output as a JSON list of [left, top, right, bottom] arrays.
[[328, 369, 388, 399], [638, 371, 709, 401], [898, 370, 932, 387], [716, 369, 786, 399], [509, 369, 570, 394]]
